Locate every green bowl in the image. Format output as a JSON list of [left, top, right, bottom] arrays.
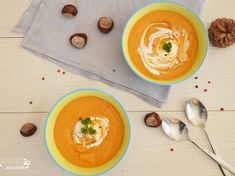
[[45, 89, 131, 176], [122, 2, 208, 85]]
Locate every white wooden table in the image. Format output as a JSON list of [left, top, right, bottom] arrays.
[[0, 0, 235, 175]]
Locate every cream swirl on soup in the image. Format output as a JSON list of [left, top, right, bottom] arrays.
[[137, 22, 190, 75], [73, 117, 109, 149]]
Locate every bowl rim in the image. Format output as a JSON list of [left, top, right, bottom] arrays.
[[122, 1, 209, 85], [44, 88, 131, 176]]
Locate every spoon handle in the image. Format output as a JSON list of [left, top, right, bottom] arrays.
[[204, 129, 230, 176], [211, 141, 232, 176], [190, 140, 235, 175]]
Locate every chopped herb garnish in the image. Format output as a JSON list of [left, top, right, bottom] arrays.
[[81, 117, 92, 126], [163, 42, 172, 53], [81, 127, 87, 134], [88, 127, 96, 135], [80, 117, 96, 135]]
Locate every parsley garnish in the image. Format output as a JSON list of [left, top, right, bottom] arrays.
[[88, 127, 96, 135], [81, 117, 92, 126], [80, 117, 96, 135], [81, 127, 87, 134], [163, 42, 172, 53]]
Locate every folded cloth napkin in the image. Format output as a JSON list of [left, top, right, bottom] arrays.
[[14, 0, 205, 107]]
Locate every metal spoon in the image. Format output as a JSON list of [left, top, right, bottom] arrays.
[[161, 118, 235, 175], [186, 98, 229, 176]]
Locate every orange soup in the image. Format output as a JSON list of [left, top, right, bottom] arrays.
[[54, 96, 124, 168], [128, 11, 198, 80]]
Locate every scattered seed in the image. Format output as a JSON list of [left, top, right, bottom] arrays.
[[57, 70, 61, 73], [195, 85, 199, 88], [63, 71, 65, 75], [204, 89, 207, 92], [113, 69, 116, 72], [220, 108, 224, 111], [170, 148, 174, 152], [208, 81, 211, 84], [194, 76, 198, 80], [29, 101, 33, 105], [42, 77, 45, 80]]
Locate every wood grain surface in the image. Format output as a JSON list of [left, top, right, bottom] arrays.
[[0, 0, 235, 176]]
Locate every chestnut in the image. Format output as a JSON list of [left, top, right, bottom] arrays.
[[98, 17, 114, 33], [70, 33, 88, 49], [144, 112, 162, 128], [62, 4, 78, 18], [20, 123, 37, 137]]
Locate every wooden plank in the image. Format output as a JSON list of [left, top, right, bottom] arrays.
[[0, 38, 235, 112], [0, 0, 32, 37], [0, 111, 234, 176], [0, 0, 235, 37]]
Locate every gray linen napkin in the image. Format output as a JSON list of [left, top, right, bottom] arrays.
[[14, 0, 205, 107]]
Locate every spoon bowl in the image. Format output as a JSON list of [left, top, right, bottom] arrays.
[[162, 118, 189, 141], [186, 98, 208, 128]]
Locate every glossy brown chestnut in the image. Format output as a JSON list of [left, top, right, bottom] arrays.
[[144, 112, 162, 128], [70, 33, 88, 49], [62, 4, 78, 18], [20, 123, 37, 137], [98, 17, 114, 33]]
